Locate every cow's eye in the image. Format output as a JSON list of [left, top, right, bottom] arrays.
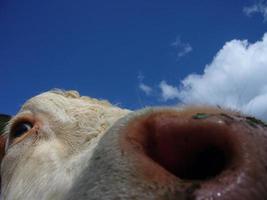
[[11, 122, 33, 138]]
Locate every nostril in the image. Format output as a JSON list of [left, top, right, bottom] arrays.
[[143, 116, 236, 181], [182, 145, 228, 180], [123, 111, 238, 183]]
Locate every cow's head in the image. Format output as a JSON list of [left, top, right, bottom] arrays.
[[1, 90, 267, 200]]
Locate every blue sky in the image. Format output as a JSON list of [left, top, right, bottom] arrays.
[[1, 0, 267, 118]]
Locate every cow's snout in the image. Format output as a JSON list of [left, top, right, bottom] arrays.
[[125, 111, 237, 182], [68, 107, 267, 200], [118, 108, 267, 199]]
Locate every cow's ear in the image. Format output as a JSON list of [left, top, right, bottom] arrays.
[[0, 114, 11, 189], [0, 114, 11, 135], [0, 114, 11, 158]]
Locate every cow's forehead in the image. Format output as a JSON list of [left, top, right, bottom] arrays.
[[20, 92, 84, 121], [23, 91, 112, 109], [18, 91, 130, 126]]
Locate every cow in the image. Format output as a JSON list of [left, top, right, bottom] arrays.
[[1, 90, 267, 200]]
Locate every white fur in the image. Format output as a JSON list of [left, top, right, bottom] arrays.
[[1, 90, 130, 200]]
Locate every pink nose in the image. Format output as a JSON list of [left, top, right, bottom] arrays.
[[67, 108, 267, 200], [118, 109, 267, 199], [126, 113, 235, 181]]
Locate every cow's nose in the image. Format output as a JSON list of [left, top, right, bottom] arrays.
[[133, 114, 235, 181], [119, 108, 267, 199]]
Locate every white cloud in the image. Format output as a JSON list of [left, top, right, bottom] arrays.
[[160, 33, 267, 121], [171, 37, 193, 58], [159, 81, 180, 101], [243, 0, 267, 22], [137, 72, 153, 96], [139, 83, 152, 95]]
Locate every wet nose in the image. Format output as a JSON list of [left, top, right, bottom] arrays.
[[119, 108, 267, 199], [126, 112, 237, 181]]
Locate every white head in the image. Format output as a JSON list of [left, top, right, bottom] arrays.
[[1, 90, 130, 200]]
